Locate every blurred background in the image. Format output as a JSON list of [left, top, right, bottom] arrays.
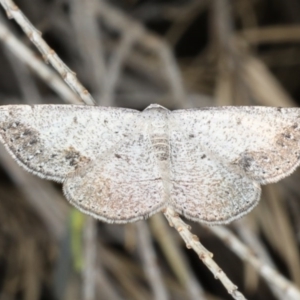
[[1, 0, 300, 299]]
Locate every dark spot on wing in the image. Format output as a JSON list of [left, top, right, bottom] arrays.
[[283, 133, 292, 139], [276, 125, 299, 148], [23, 129, 34, 136], [1, 122, 49, 172], [29, 138, 38, 145], [64, 146, 90, 168], [1, 121, 93, 179], [239, 153, 254, 171]]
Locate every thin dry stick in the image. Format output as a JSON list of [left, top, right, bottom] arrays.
[[99, 246, 150, 300], [136, 221, 169, 300], [156, 43, 187, 109], [163, 207, 247, 300], [4, 46, 42, 104], [0, 20, 81, 104], [101, 27, 144, 106], [0, 0, 95, 105], [239, 54, 295, 107], [0, 10, 42, 104], [165, 0, 209, 46], [70, 0, 106, 99], [209, 225, 300, 300], [235, 0, 258, 30], [212, 0, 250, 107], [212, 1, 297, 109], [234, 220, 287, 300], [239, 25, 300, 45], [0, 144, 69, 240], [83, 217, 97, 300], [261, 185, 300, 286], [95, 272, 123, 300], [97, 1, 187, 109], [150, 214, 206, 300]]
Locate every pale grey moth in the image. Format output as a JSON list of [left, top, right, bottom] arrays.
[[0, 104, 299, 224]]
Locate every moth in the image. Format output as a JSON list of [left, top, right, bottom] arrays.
[[0, 104, 298, 224]]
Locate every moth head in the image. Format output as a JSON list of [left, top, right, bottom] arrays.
[[144, 103, 168, 111]]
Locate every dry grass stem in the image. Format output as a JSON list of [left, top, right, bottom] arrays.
[[234, 219, 287, 299], [239, 26, 300, 45], [136, 221, 169, 300], [240, 55, 295, 107], [0, 12, 42, 104], [0, 20, 81, 104], [70, 0, 106, 100], [97, 1, 187, 108], [99, 246, 150, 300], [0, 143, 69, 240], [0, 0, 95, 105], [83, 217, 97, 300], [209, 225, 300, 300], [102, 27, 144, 106]]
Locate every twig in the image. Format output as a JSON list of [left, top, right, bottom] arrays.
[[0, 20, 81, 104], [102, 26, 143, 106], [0, 13, 41, 105], [0, 0, 95, 105], [96, 272, 123, 300], [163, 207, 247, 300], [239, 26, 300, 45], [0, 11, 42, 104], [211, 0, 251, 106], [234, 0, 258, 31], [0, 143, 69, 240], [234, 219, 287, 299], [240, 54, 295, 107], [97, 1, 187, 108], [156, 44, 187, 108], [150, 213, 206, 300], [136, 221, 169, 300], [70, 0, 106, 101], [260, 185, 300, 286], [99, 246, 150, 300], [209, 225, 300, 300], [4, 45, 42, 104], [83, 217, 97, 300], [165, 0, 209, 46]]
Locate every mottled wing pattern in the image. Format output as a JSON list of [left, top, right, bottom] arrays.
[[63, 132, 166, 223], [0, 105, 139, 182], [169, 107, 300, 224]]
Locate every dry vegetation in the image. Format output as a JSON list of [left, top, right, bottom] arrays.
[[0, 0, 300, 299]]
